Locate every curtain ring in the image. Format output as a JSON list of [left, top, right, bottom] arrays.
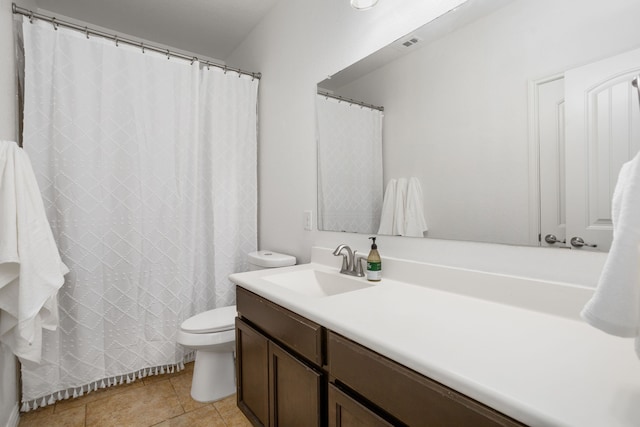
[[140, 42, 145, 53], [28, 12, 34, 23], [223, 66, 228, 74], [84, 26, 89, 39], [166, 49, 170, 60], [191, 57, 197, 65], [206, 62, 210, 70], [51, 17, 58, 30], [114, 36, 118, 47], [251, 73, 255, 81]]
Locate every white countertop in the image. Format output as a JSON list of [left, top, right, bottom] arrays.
[[230, 250, 640, 427]]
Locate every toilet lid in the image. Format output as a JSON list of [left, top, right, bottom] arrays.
[[180, 305, 237, 334]]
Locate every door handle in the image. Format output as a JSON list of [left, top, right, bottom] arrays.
[[570, 237, 597, 248], [544, 234, 566, 244]]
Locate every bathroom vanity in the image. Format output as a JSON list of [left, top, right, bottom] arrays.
[[230, 247, 640, 427], [236, 286, 521, 426]]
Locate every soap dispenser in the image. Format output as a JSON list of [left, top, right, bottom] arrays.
[[366, 237, 382, 282]]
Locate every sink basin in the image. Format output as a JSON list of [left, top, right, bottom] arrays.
[[263, 269, 374, 297]]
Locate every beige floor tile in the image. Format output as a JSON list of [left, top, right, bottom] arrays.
[[86, 380, 183, 427], [20, 405, 85, 427], [168, 371, 207, 413], [213, 395, 251, 426], [212, 394, 238, 419], [54, 380, 144, 413], [164, 405, 226, 427], [17, 361, 247, 427], [18, 406, 54, 426], [221, 412, 253, 427]]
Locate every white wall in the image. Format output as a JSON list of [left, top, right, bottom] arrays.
[[333, 0, 640, 246], [227, 0, 609, 286]]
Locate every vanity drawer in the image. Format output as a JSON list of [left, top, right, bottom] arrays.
[[328, 332, 524, 427], [236, 286, 324, 366]]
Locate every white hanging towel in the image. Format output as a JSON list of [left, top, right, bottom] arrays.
[[581, 151, 640, 357], [404, 177, 428, 237], [0, 141, 68, 363], [393, 178, 408, 236], [377, 179, 397, 235]]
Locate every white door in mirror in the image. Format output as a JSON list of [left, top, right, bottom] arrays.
[[565, 47, 640, 251]]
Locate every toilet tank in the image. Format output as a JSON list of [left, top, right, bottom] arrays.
[[247, 250, 296, 271]]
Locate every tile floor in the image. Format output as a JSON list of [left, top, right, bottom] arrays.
[[17, 362, 252, 427]]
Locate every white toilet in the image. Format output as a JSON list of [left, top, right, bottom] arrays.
[[177, 250, 296, 402]]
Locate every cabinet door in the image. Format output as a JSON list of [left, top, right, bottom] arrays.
[[328, 384, 394, 427], [269, 341, 324, 427], [236, 318, 269, 427], [237, 287, 324, 365], [329, 332, 524, 427]]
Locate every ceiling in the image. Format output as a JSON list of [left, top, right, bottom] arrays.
[[319, 0, 513, 91], [33, 0, 281, 61]]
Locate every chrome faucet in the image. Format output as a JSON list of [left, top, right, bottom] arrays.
[[332, 244, 365, 277]]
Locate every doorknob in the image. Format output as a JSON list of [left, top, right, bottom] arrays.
[[570, 237, 597, 248], [544, 234, 566, 244]]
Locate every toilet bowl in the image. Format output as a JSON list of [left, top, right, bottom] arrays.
[[177, 305, 237, 402], [177, 250, 296, 402]]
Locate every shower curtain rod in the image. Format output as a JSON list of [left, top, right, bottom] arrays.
[[11, 3, 261, 80], [317, 90, 384, 111]]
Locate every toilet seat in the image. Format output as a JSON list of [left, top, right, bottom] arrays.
[[180, 305, 236, 334], [177, 328, 236, 349]]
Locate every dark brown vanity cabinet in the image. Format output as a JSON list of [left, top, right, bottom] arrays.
[[328, 383, 395, 427], [236, 286, 525, 427], [236, 287, 325, 427], [327, 332, 525, 427]]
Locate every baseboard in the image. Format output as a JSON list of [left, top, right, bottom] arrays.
[[4, 404, 19, 427]]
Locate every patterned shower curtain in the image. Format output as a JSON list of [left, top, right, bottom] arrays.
[[316, 94, 383, 234], [19, 17, 257, 409]]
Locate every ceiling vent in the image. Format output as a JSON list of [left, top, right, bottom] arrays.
[[402, 37, 420, 47], [392, 35, 423, 52]]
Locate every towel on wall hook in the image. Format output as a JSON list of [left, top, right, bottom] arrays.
[[0, 141, 68, 363], [405, 177, 428, 237], [378, 177, 428, 237], [581, 151, 640, 358]]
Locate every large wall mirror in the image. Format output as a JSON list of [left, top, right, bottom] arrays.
[[316, 0, 640, 252]]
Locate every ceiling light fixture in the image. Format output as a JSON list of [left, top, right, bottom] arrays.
[[351, 0, 379, 10]]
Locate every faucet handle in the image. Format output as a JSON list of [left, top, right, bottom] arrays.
[[354, 254, 366, 277]]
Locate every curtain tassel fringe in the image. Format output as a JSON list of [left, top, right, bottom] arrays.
[[21, 358, 192, 412]]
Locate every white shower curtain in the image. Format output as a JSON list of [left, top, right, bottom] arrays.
[[19, 18, 257, 409], [316, 95, 383, 234]]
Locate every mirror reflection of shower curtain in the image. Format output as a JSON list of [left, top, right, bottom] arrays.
[[316, 95, 383, 234]]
